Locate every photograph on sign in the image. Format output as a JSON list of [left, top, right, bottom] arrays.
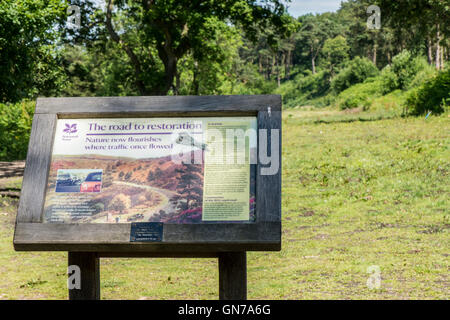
[[55, 169, 103, 193], [43, 117, 257, 224]]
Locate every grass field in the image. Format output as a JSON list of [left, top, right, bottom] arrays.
[[0, 109, 448, 299]]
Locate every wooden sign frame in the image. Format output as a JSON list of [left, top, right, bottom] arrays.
[[14, 95, 282, 256]]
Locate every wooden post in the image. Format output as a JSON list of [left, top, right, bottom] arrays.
[[68, 252, 100, 300], [219, 252, 247, 300]]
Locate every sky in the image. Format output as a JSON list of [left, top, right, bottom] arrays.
[[285, 0, 343, 17], [92, 1, 343, 18]]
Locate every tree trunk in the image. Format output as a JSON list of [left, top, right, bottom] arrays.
[[372, 44, 377, 66], [285, 49, 291, 80], [174, 71, 180, 95], [427, 36, 433, 65], [436, 24, 441, 70], [271, 55, 276, 80], [259, 55, 263, 74], [191, 61, 199, 95], [164, 55, 177, 94], [277, 53, 282, 88], [312, 56, 316, 74], [106, 0, 149, 95]]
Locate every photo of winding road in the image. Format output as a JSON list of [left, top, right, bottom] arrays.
[[43, 153, 204, 223]]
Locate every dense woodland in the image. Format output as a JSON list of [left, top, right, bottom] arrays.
[[0, 0, 449, 160]]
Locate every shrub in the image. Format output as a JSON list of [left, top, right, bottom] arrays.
[[102, 175, 113, 188], [391, 50, 428, 90], [92, 202, 105, 214], [369, 90, 407, 114], [331, 57, 379, 94], [378, 66, 398, 93], [407, 63, 437, 90], [336, 78, 385, 110], [406, 68, 450, 115], [341, 94, 370, 110], [361, 53, 431, 99], [0, 100, 34, 161], [109, 194, 131, 213], [277, 70, 330, 108]]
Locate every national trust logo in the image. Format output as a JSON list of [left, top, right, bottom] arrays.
[[62, 123, 79, 141]]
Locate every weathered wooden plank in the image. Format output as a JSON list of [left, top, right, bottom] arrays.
[[14, 242, 280, 253], [35, 95, 281, 114], [219, 252, 247, 300], [97, 252, 219, 258], [16, 113, 56, 223], [14, 222, 280, 244], [68, 252, 100, 300], [256, 109, 282, 223], [163, 222, 280, 242], [0, 161, 25, 178], [57, 111, 257, 119]]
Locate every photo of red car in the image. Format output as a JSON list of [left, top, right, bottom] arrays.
[[80, 171, 102, 193]]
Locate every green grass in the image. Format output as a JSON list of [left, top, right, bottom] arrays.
[[0, 176, 22, 190], [0, 111, 448, 299]]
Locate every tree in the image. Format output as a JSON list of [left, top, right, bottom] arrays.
[[147, 170, 155, 182], [109, 194, 131, 213], [170, 163, 203, 212], [321, 36, 350, 78], [154, 168, 163, 179], [337, 0, 383, 67], [60, 45, 101, 97], [176, 18, 243, 95], [296, 13, 341, 74], [95, 0, 291, 95], [0, 0, 66, 102], [377, 0, 450, 70]]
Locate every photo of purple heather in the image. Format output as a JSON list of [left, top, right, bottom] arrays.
[[43, 152, 256, 224]]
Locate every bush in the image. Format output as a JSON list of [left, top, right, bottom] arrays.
[[407, 63, 437, 90], [370, 52, 431, 97], [391, 50, 428, 90], [336, 78, 385, 110], [93, 202, 105, 214], [0, 100, 34, 160], [331, 57, 379, 94], [341, 94, 369, 110], [378, 66, 398, 93], [277, 70, 330, 108], [369, 90, 407, 114], [406, 68, 450, 115]]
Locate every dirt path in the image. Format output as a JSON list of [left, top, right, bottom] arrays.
[[115, 181, 178, 199], [88, 181, 179, 223]]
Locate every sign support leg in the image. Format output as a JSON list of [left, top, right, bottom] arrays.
[[68, 252, 100, 300], [218, 252, 247, 300]]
